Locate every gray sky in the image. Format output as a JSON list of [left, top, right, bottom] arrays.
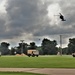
[[0, 0, 75, 48]]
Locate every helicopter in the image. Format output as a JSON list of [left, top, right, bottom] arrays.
[[59, 13, 66, 21], [54, 13, 66, 21]]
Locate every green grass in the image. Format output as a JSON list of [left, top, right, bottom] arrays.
[[0, 55, 75, 68], [0, 72, 44, 75]]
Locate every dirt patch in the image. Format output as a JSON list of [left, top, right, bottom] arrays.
[[0, 68, 75, 75]]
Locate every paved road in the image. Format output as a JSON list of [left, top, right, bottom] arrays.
[[0, 68, 75, 75]]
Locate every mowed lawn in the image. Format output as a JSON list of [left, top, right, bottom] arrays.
[[0, 55, 75, 68], [0, 72, 44, 75]]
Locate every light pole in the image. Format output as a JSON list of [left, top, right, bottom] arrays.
[[20, 40, 24, 54]]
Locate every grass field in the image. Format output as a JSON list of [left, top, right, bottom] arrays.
[[0, 55, 75, 68], [0, 72, 45, 75]]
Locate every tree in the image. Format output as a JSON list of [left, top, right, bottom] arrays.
[[62, 47, 68, 54], [10, 47, 16, 55], [36, 46, 43, 55], [68, 38, 75, 54], [28, 42, 37, 49], [0, 42, 10, 55], [17, 43, 28, 54], [41, 38, 57, 55]]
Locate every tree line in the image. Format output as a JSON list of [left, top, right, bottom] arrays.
[[0, 38, 75, 55]]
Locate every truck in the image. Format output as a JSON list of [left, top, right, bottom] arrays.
[[27, 50, 39, 57]]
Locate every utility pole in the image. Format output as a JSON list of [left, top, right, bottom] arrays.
[[20, 40, 24, 54], [60, 35, 62, 56]]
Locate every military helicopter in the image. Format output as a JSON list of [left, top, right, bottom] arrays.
[[59, 13, 66, 21], [54, 13, 66, 21]]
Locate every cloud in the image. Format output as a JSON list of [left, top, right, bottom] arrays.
[[0, 0, 75, 47], [5, 0, 47, 37]]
